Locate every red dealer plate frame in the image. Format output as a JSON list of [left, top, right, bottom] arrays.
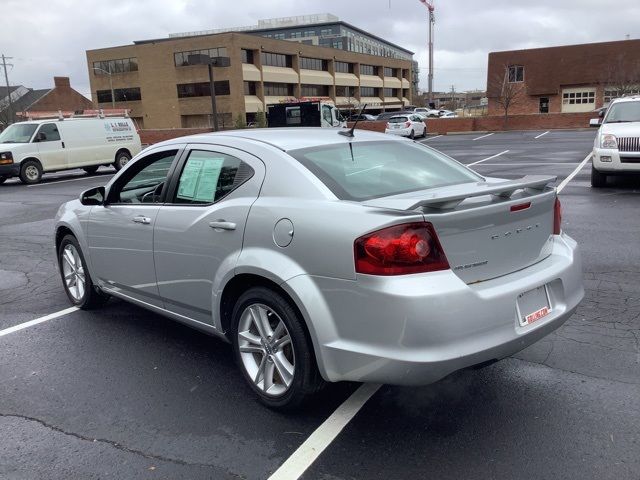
[[517, 285, 551, 327]]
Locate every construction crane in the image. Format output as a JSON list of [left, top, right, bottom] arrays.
[[418, 0, 436, 105]]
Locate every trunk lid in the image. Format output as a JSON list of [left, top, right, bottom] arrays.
[[362, 176, 557, 283]]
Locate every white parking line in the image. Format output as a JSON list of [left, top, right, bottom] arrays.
[[27, 175, 113, 187], [472, 133, 494, 141], [0, 307, 78, 338], [534, 131, 550, 139], [557, 152, 592, 193], [268, 383, 381, 480], [422, 134, 442, 141], [467, 150, 509, 166]]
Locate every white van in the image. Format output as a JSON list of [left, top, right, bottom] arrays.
[[0, 117, 142, 184]]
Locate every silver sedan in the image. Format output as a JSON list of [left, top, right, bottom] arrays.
[[54, 128, 584, 409]]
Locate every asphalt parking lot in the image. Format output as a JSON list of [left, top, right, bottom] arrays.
[[1, 128, 639, 480]]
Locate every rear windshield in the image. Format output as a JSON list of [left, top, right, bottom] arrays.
[[288, 140, 481, 201], [388, 117, 408, 123]]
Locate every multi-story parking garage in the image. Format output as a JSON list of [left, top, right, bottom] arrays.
[[86, 20, 414, 129]]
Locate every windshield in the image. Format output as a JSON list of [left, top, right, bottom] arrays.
[[0, 123, 38, 143], [604, 102, 640, 123], [289, 140, 481, 201]]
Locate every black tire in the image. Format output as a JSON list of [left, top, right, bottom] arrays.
[[409, 129, 415, 140], [83, 166, 99, 175], [231, 287, 325, 410], [113, 151, 131, 171], [591, 165, 607, 188], [57, 234, 109, 310], [0, 176, 7, 184], [19, 159, 42, 184]]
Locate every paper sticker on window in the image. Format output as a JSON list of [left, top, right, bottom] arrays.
[[176, 153, 225, 203]]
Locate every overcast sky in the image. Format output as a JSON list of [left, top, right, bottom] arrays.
[[2, 0, 639, 97]]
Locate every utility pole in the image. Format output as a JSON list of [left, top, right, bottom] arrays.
[[450, 84, 456, 110], [418, 1, 435, 106], [1, 54, 15, 125]]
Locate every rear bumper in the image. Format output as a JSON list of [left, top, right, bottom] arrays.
[[0, 163, 20, 177], [285, 233, 583, 385], [593, 147, 640, 173], [385, 127, 412, 137]]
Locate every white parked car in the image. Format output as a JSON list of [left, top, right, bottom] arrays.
[[591, 96, 640, 187], [0, 116, 142, 184], [385, 114, 427, 139]]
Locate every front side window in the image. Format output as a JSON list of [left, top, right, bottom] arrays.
[[174, 150, 254, 205], [37, 123, 61, 142], [289, 141, 481, 201], [111, 150, 178, 204]]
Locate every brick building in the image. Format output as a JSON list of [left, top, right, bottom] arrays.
[[486, 39, 640, 116], [86, 30, 413, 129], [0, 77, 93, 126]]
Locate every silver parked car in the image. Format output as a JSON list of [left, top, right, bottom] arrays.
[[54, 128, 584, 409]]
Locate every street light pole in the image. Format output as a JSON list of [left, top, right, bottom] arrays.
[[207, 62, 219, 131], [92, 66, 115, 109]]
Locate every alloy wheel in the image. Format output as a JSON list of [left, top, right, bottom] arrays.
[[61, 244, 86, 302], [237, 304, 295, 396]]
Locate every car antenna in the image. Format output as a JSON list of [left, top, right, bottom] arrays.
[[338, 103, 368, 138]]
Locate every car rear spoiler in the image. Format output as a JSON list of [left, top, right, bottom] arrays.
[[363, 175, 557, 211]]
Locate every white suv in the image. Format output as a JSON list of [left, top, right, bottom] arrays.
[[591, 96, 640, 187]]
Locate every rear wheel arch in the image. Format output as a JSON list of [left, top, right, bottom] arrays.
[[219, 274, 323, 369]]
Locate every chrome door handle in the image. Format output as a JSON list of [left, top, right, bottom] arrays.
[[209, 221, 236, 231], [132, 216, 151, 225]]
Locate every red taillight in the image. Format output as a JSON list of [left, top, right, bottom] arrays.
[[553, 198, 562, 235], [404, 121, 411, 128], [354, 222, 449, 275], [510, 202, 531, 212]]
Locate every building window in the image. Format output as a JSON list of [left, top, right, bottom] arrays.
[[176, 81, 230, 98], [244, 81, 257, 96], [335, 86, 355, 97], [291, 31, 303, 38], [604, 87, 640, 104], [300, 57, 327, 71], [301, 84, 329, 97], [263, 82, 294, 96], [241, 49, 254, 64], [261, 52, 292, 68], [320, 28, 333, 36], [383, 88, 398, 97], [360, 87, 377, 97], [508, 65, 524, 83], [93, 58, 138, 75], [539, 97, 549, 113], [562, 91, 595, 105], [383, 67, 397, 77], [335, 61, 353, 73], [96, 87, 142, 103], [273, 33, 285, 40], [304, 30, 316, 37], [360, 64, 376, 76], [174, 47, 228, 67]]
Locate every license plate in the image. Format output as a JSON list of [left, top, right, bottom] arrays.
[[517, 285, 550, 326]]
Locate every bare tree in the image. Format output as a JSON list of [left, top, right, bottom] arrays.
[[601, 55, 640, 103], [489, 65, 525, 126]]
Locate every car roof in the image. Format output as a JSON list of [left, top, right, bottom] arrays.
[[10, 117, 131, 125], [158, 127, 404, 152], [610, 95, 640, 105]]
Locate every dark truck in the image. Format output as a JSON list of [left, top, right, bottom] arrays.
[[267, 101, 346, 128]]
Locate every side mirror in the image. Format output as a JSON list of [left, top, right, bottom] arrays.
[[80, 186, 105, 206], [599, 109, 606, 118], [589, 118, 601, 128]]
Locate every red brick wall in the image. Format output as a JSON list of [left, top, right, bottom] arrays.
[[349, 112, 595, 135], [28, 77, 94, 112], [139, 128, 213, 145]]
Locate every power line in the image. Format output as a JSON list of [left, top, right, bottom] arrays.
[[1, 54, 15, 124]]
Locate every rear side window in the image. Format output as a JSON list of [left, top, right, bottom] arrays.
[[388, 117, 408, 123], [174, 150, 254, 205], [289, 140, 481, 201]]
